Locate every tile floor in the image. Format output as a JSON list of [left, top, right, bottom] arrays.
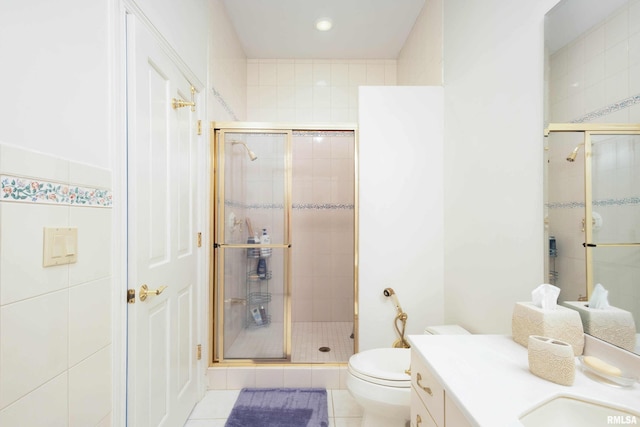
[[183, 389, 363, 427], [224, 321, 354, 363]]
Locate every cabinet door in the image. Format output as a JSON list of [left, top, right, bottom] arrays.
[[411, 350, 445, 426], [411, 387, 438, 427], [445, 394, 472, 427]]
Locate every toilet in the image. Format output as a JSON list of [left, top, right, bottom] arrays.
[[347, 325, 470, 427]]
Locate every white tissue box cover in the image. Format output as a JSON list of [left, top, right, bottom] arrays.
[[512, 302, 584, 356], [562, 301, 636, 352]]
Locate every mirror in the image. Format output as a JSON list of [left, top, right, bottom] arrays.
[[544, 0, 640, 355]]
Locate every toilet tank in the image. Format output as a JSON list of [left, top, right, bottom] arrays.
[[424, 325, 470, 335]]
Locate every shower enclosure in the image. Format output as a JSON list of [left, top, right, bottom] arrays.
[[211, 123, 357, 364]]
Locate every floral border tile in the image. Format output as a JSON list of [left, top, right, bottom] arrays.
[[1, 175, 112, 208]]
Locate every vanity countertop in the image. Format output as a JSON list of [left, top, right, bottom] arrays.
[[407, 334, 640, 427]]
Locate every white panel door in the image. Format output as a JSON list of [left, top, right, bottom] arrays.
[[126, 15, 199, 427]]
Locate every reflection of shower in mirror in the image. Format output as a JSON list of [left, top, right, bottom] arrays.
[[231, 140, 258, 161]]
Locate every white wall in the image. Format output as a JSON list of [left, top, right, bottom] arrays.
[[0, 0, 211, 424], [359, 86, 444, 351], [0, 146, 113, 427], [209, 0, 248, 120], [133, 0, 209, 85], [397, 0, 443, 85], [0, 0, 111, 168], [442, 0, 561, 333]]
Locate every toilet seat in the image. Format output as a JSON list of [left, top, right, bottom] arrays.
[[348, 348, 411, 387]]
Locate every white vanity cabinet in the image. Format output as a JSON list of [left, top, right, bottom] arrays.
[[410, 349, 472, 427]]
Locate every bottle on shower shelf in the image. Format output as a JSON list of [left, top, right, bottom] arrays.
[[257, 257, 267, 279], [260, 228, 271, 258], [259, 306, 267, 324]]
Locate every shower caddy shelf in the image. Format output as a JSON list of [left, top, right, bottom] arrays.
[[245, 248, 272, 329]]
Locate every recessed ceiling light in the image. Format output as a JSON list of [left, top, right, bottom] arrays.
[[315, 18, 333, 31]]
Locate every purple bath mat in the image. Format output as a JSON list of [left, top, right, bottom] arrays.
[[225, 388, 328, 427]]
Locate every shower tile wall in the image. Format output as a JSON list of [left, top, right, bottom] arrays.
[[291, 133, 355, 322], [547, 0, 640, 327], [247, 59, 397, 123], [0, 143, 112, 426]]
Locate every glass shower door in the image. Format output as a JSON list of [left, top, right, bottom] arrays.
[[215, 129, 291, 361]]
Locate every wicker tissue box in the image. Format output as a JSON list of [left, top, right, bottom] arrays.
[[562, 301, 636, 353], [512, 302, 584, 356]]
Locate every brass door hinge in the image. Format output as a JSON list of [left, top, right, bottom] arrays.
[[197, 232, 202, 247], [127, 289, 136, 304], [197, 120, 202, 135], [197, 344, 202, 360]]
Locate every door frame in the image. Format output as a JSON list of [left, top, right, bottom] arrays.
[[111, 2, 208, 425]]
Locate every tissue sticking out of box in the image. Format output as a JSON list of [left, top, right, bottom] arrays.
[[512, 283, 584, 355], [562, 300, 636, 352], [588, 283, 610, 310], [532, 284, 560, 310]]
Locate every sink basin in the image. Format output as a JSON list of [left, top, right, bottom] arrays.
[[519, 396, 640, 427]]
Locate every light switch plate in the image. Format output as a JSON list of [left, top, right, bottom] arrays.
[[43, 227, 78, 267]]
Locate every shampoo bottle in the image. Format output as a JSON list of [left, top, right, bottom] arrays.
[[251, 307, 263, 325], [260, 228, 271, 257], [259, 306, 267, 324], [257, 258, 267, 279]]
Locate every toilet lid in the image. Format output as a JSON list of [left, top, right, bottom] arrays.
[[348, 348, 411, 385]]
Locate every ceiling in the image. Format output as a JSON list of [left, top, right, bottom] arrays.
[[222, 0, 426, 59]]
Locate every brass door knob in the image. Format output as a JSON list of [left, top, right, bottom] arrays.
[[139, 284, 168, 301]]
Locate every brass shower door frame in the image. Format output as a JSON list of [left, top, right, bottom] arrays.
[[545, 123, 640, 297], [209, 121, 360, 365]]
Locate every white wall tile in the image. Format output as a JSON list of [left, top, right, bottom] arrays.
[[313, 63, 331, 86], [247, 62, 260, 86], [605, 8, 629, 49], [283, 366, 312, 388], [605, 40, 629, 77], [630, 32, 640, 66], [331, 64, 349, 86], [226, 367, 256, 389], [630, 0, 640, 36], [0, 373, 67, 427], [0, 290, 68, 408], [0, 203, 69, 305], [259, 62, 278, 86], [255, 367, 284, 387], [584, 24, 605, 58], [348, 64, 366, 87], [207, 367, 228, 390], [277, 61, 295, 86], [0, 144, 69, 183], [69, 161, 111, 189], [68, 278, 111, 365], [68, 206, 111, 286], [311, 366, 340, 389], [68, 345, 112, 427], [294, 62, 313, 86]]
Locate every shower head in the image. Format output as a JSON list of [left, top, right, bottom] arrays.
[[383, 287, 404, 316], [231, 141, 258, 161], [566, 143, 584, 162]]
